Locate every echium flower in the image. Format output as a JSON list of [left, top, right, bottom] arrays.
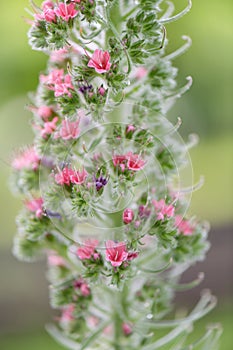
[[127, 152, 146, 171], [25, 197, 44, 218], [138, 205, 151, 218], [54, 2, 79, 22], [87, 49, 112, 74], [40, 116, 59, 138], [12, 0, 218, 349], [34, 1, 56, 23], [55, 166, 88, 186], [54, 119, 80, 140], [94, 175, 108, 192], [175, 215, 194, 235], [74, 278, 91, 296], [122, 322, 133, 336], [47, 251, 67, 267], [60, 304, 75, 324], [76, 239, 99, 260], [50, 47, 69, 63], [105, 241, 128, 267], [40, 69, 74, 97], [78, 82, 93, 94], [112, 152, 146, 172], [12, 147, 40, 171], [35, 105, 54, 120], [152, 198, 175, 221], [123, 208, 134, 224]]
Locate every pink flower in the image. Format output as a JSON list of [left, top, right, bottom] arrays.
[[87, 49, 111, 74], [55, 167, 88, 186], [122, 322, 133, 336], [54, 74, 74, 97], [87, 316, 99, 328], [12, 147, 40, 171], [123, 208, 134, 224], [55, 167, 73, 185], [112, 156, 125, 167], [77, 239, 99, 260], [112, 153, 145, 172], [74, 279, 91, 297], [35, 1, 56, 23], [25, 197, 43, 218], [47, 252, 67, 266], [44, 8, 56, 22], [40, 69, 74, 98], [42, 1, 54, 10], [105, 240, 128, 267], [152, 199, 175, 221], [36, 106, 53, 120], [134, 220, 141, 228], [35, 10, 56, 23], [98, 86, 106, 96], [40, 68, 64, 84], [126, 152, 146, 171], [54, 3, 78, 22], [103, 324, 113, 336], [127, 251, 138, 261], [135, 67, 147, 79], [60, 304, 75, 324], [41, 116, 59, 138], [138, 205, 151, 218], [50, 48, 69, 63], [80, 283, 91, 296], [54, 119, 80, 140], [175, 215, 194, 236], [126, 125, 136, 134], [112, 154, 128, 172], [70, 168, 88, 184]]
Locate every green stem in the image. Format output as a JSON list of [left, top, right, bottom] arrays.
[[105, 4, 132, 74], [113, 295, 122, 350], [105, 0, 122, 48]]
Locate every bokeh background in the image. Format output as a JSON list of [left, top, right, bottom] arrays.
[[0, 0, 232, 349]]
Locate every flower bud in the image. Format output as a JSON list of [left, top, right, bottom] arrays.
[[123, 208, 134, 224], [98, 86, 106, 96]]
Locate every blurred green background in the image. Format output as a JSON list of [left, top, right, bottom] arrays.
[[0, 0, 232, 349]]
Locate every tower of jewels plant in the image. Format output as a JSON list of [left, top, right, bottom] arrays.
[[11, 0, 222, 349]]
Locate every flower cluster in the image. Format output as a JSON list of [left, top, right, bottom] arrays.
[[112, 152, 146, 172], [29, 1, 95, 50], [12, 147, 40, 171], [11, 1, 218, 349], [40, 68, 75, 98], [55, 166, 88, 186]]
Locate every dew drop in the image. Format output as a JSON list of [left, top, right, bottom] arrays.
[[146, 313, 153, 320]]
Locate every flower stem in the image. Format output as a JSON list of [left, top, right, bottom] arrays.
[[105, 0, 122, 48], [113, 303, 122, 350]]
